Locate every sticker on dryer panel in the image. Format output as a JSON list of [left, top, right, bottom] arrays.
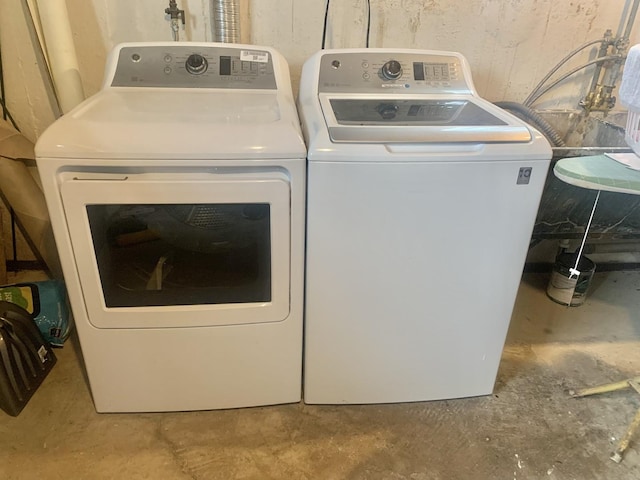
[[517, 167, 532, 185]]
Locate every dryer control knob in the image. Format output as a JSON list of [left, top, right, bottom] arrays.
[[185, 54, 208, 75], [381, 60, 403, 80]]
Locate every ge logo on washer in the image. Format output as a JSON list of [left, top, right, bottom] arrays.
[[517, 167, 533, 185]]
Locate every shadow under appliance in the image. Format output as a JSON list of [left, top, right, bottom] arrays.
[[35, 42, 306, 412], [298, 48, 552, 404]]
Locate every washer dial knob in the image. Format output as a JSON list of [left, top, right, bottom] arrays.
[[377, 103, 399, 120], [185, 54, 208, 75], [381, 60, 403, 80]]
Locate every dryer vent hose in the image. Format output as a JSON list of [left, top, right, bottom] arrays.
[[212, 0, 240, 43], [494, 101, 566, 147]]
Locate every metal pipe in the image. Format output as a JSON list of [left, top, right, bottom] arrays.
[[617, 0, 633, 38], [526, 55, 624, 106], [604, 0, 640, 89], [212, 0, 240, 43], [623, 0, 640, 40], [165, 0, 186, 42], [523, 39, 607, 106], [587, 31, 613, 94], [581, 0, 639, 111]]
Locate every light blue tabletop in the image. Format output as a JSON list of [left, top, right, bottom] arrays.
[[554, 154, 640, 195]]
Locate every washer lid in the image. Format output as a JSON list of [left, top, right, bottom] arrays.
[[320, 95, 532, 143]]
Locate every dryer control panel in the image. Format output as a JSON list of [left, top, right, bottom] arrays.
[[318, 52, 471, 94], [110, 45, 277, 89]]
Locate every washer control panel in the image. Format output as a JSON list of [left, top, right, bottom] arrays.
[[318, 52, 470, 94], [111, 45, 277, 89]]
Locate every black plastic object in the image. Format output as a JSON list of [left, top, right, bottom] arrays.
[[0, 301, 56, 416]]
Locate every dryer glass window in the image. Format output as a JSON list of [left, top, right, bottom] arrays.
[[86, 203, 272, 308]]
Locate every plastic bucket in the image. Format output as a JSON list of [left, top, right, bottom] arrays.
[[546, 253, 596, 307]]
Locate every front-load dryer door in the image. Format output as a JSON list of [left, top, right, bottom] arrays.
[[60, 171, 290, 329]]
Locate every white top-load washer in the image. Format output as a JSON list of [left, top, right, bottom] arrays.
[[35, 42, 306, 412], [298, 48, 552, 404]]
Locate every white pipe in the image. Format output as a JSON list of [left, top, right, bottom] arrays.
[[34, 0, 84, 114]]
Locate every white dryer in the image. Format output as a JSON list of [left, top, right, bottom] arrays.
[[298, 49, 552, 404], [35, 42, 306, 412]]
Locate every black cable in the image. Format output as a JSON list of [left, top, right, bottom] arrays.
[[321, 0, 330, 49], [323, 0, 371, 49], [0, 43, 21, 267], [10, 207, 17, 262], [365, 0, 371, 48], [0, 47, 5, 121], [0, 96, 20, 132], [0, 154, 36, 169], [0, 154, 27, 161], [0, 42, 20, 132]]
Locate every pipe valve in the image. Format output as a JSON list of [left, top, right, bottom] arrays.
[[165, 0, 186, 41]]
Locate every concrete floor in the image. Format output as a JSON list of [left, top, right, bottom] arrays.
[[2, 271, 640, 479]]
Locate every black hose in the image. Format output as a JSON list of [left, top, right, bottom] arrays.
[[365, 0, 371, 47], [494, 101, 566, 147]]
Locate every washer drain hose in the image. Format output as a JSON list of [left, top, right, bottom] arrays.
[[494, 101, 566, 147]]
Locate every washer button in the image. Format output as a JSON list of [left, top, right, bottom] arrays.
[[164, 66, 172, 74], [363, 72, 370, 80]]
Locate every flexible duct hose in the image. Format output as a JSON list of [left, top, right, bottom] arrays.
[[494, 101, 566, 147], [212, 0, 240, 43]]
